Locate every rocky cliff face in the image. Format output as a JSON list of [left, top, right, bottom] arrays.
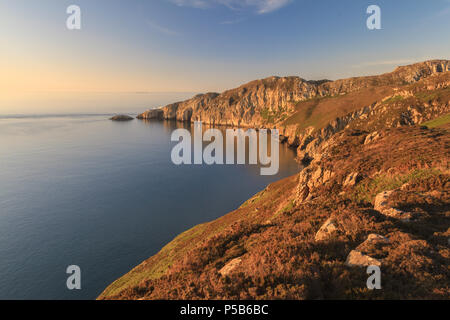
[[139, 77, 322, 126], [318, 59, 450, 95], [292, 71, 450, 164], [138, 60, 449, 128]]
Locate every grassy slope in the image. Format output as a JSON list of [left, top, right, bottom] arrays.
[[422, 113, 450, 128], [280, 74, 450, 134], [282, 86, 393, 131]]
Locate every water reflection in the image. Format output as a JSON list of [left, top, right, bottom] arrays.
[[141, 119, 300, 174]]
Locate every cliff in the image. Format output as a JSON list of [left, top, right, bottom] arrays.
[[138, 60, 449, 128], [100, 60, 450, 300]]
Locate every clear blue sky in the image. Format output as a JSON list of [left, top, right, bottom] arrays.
[[1, 0, 449, 95]]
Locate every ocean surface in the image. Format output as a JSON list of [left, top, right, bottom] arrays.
[[0, 114, 300, 299]]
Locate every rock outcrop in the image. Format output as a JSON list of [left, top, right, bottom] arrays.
[[110, 115, 134, 121], [343, 172, 361, 187], [374, 191, 413, 222], [345, 234, 389, 267], [136, 109, 164, 120], [296, 165, 334, 203], [219, 257, 242, 276], [345, 250, 381, 267], [366, 234, 390, 244], [315, 218, 338, 241], [364, 131, 381, 145]]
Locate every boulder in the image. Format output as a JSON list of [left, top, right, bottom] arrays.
[[374, 191, 413, 222], [366, 233, 390, 244], [345, 234, 388, 267], [345, 250, 381, 267], [219, 257, 242, 276], [315, 218, 338, 241]]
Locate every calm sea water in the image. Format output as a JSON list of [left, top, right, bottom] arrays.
[[0, 115, 300, 300]]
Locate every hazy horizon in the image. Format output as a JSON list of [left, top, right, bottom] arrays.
[[0, 91, 199, 115], [1, 0, 450, 114]]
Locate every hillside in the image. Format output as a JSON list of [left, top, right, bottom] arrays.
[[100, 60, 450, 300]]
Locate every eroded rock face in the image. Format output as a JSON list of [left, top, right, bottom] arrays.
[[138, 77, 321, 126], [364, 131, 381, 145], [343, 172, 361, 187], [295, 165, 334, 203], [391, 60, 450, 82], [282, 124, 301, 147], [294, 106, 377, 162], [137, 109, 163, 120], [164, 93, 219, 121], [322, 60, 450, 96]]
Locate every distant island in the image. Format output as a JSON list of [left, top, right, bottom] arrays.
[[100, 60, 450, 300], [110, 115, 134, 121]]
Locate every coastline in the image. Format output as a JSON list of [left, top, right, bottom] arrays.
[[99, 60, 450, 300]]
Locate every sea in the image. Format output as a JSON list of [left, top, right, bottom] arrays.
[[0, 93, 300, 299]]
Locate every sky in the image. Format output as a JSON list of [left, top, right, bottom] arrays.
[[0, 0, 449, 113]]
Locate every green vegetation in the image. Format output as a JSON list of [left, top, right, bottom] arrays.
[[351, 169, 442, 204], [422, 113, 450, 128], [415, 87, 450, 103], [382, 95, 404, 104], [260, 107, 286, 123], [283, 86, 394, 133], [287, 99, 323, 134], [240, 189, 266, 208], [272, 200, 295, 220]]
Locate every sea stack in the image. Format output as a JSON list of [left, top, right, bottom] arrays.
[[110, 115, 134, 121]]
